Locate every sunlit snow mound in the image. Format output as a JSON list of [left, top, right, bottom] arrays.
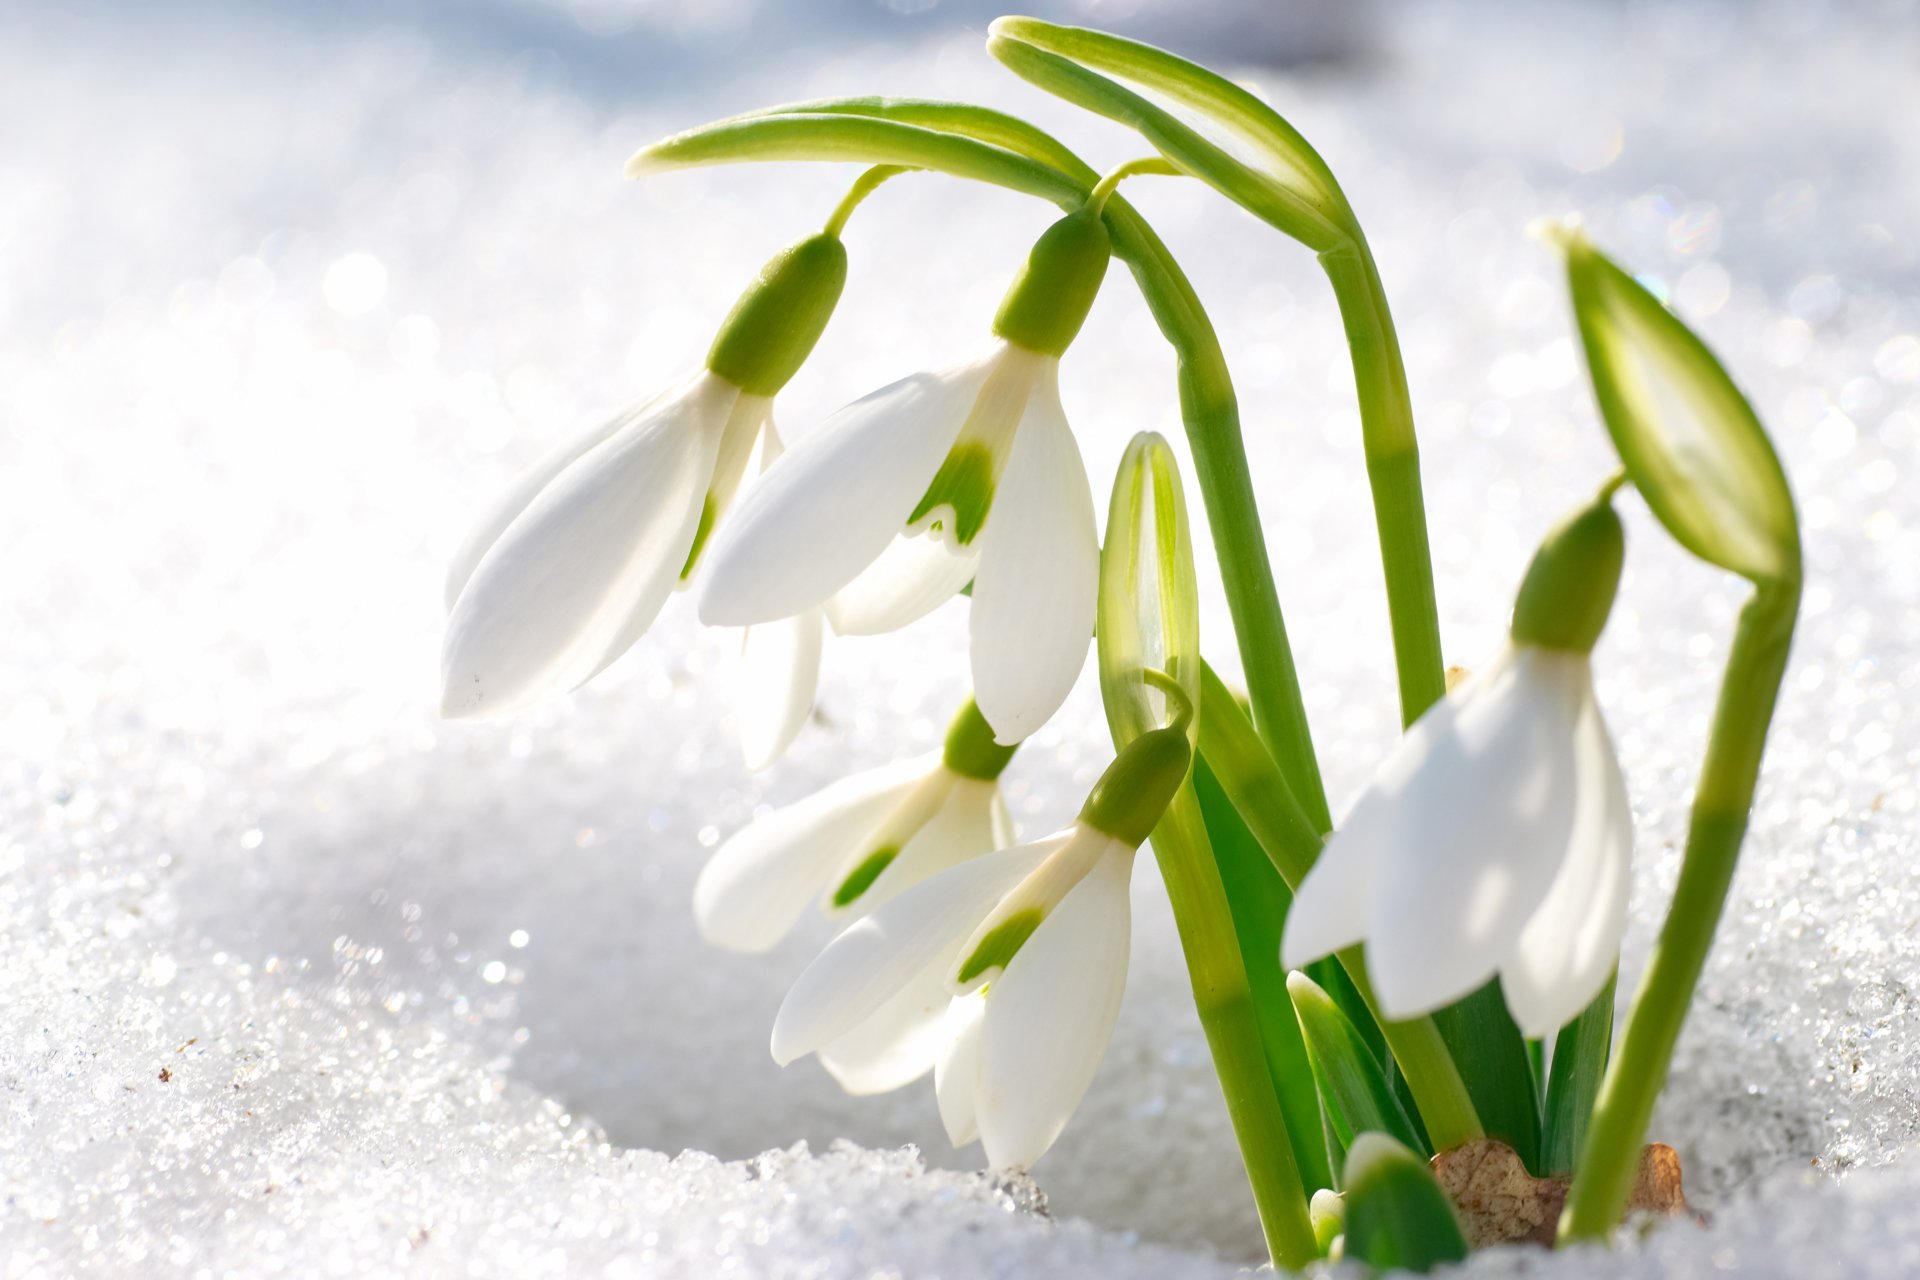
[[3, 0, 1918, 1274]]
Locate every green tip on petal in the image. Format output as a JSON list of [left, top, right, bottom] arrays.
[[706, 233, 849, 397], [830, 846, 898, 908], [992, 209, 1111, 358], [1509, 496, 1626, 653], [1560, 228, 1799, 586], [943, 697, 1020, 778], [955, 908, 1044, 985], [910, 443, 998, 547]]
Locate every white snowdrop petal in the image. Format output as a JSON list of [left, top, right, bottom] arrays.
[[1281, 672, 1475, 970], [699, 357, 994, 627], [988, 788, 1016, 849], [825, 531, 979, 636], [442, 391, 667, 611], [439, 376, 737, 719], [1502, 687, 1635, 1037], [935, 993, 988, 1148], [975, 845, 1133, 1169], [968, 368, 1098, 744], [771, 840, 1056, 1066], [737, 610, 824, 771], [1365, 649, 1590, 1020], [693, 755, 932, 953], [816, 950, 958, 1096], [858, 777, 1006, 915]]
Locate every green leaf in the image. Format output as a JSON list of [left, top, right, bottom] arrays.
[[1195, 757, 1334, 1193], [1560, 228, 1800, 585], [1430, 980, 1542, 1171], [1099, 433, 1202, 748], [1541, 970, 1616, 1176], [987, 17, 1352, 249], [1288, 972, 1425, 1155], [1341, 1133, 1470, 1274]]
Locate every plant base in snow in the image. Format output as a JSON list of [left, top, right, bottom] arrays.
[[1431, 1140, 1692, 1249]]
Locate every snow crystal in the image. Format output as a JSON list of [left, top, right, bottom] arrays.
[[3, 0, 1917, 1274]]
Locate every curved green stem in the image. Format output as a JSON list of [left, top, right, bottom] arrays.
[[1086, 155, 1180, 214], [1318, 239, 1448, 724], [823, 164, 911, 237], [1559, 575, 1800, 1241], [987, 21, 1449, 732]]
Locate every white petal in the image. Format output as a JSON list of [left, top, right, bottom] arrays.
[[737, 610, 823, 771], [1364, 648, 1590, 1020], [693, 755, 931, 953], [968, 365, 1098, 744], [443, 391, 668, 611], [439, 375, 737, 719], [816, 956, 955, 1096], [1501, 684, 1634, 1036], [698, 356, 994, 627], [771, 839, 1058, 1066], [988, 787, 1016, 848], [975, 844, 1133, 1169], [935, 993, 987, 1148], [825, 532, 979, 636], [1281, 679, 1488, 969], [857, 777, 1007, 914]]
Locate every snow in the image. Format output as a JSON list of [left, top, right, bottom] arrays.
[[3, 0, 1918, 1274]]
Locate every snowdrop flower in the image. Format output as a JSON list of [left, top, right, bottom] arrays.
[[698, 209, 1113, 745], [1282, 495, 1632, 1037], [695, 699, 1017, 948], [440, 233, 847, 720], [770, 723, 1191, 1167]]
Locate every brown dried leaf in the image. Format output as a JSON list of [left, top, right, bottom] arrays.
[[1430, 1139, 1690, 1249]]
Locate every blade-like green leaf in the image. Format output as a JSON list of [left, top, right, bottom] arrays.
[[1341, 1133, 1470, 1274], [1196, 757, 1334, 1193], [1289, 972, 1425, 1155], [1542, 970, 1616, 1176], [1099, 433, 1202, 747], [1430, 980, 1542, 1170], [1561, 228, 1800, 585]]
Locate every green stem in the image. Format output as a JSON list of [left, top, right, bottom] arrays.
[[1559, 577, 1800, 1241], [823, 164, 911, 237], [1102, 203, 1332, 827], [1197, 663, 1483, 1150], [1317, 239, 1448, 726], [1152, 786, 1320, 1268], [1086, 156, 1180, 214]]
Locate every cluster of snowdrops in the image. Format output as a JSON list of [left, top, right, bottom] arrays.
[[437, 19, 1803, 1272]]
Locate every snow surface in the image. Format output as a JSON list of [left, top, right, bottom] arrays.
[[3, 0, 1919, 1275]]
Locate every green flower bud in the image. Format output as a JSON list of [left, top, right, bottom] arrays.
[[1079, 726, 1191, 847], [1556, 225, 1799, 586], [706, 233, 848, 397], [1098, 433, 1201, 749], [1509, 497, 1625, 653], [991, 209, 1111, 358]]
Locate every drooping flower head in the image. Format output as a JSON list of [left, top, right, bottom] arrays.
[[697, 209, 1113, 745], [770, 720, 1191, 1167], [1282, 493, 1633, 1037], [439, 232, 847, 720], [694, 698, 1018, 954]]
